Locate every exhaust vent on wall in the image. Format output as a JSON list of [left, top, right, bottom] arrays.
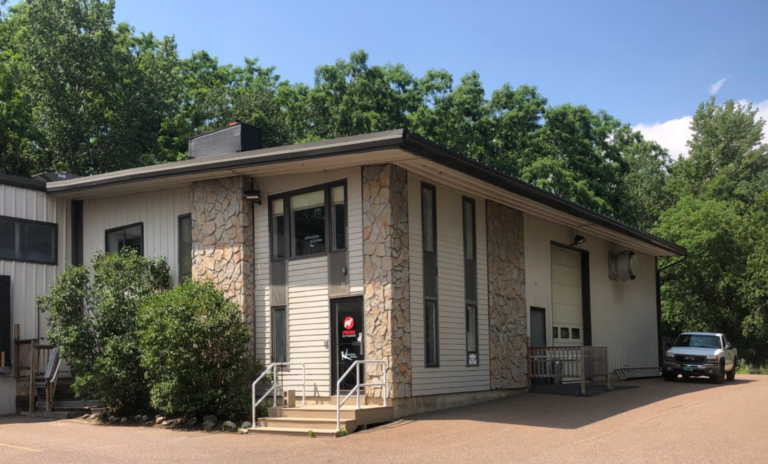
[[609, 250, 638, 281], [188, 120, 263, 159]]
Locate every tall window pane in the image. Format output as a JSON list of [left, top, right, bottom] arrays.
[[425, 300, 438, 367], [292, 190, 326, 256], [463, 200, 474, 260], [179, 215, 192, 281], [422, 186, 435, 252], [331, 185, 346, 250], [0, 220, 18, 260], [106, 229, 122, 252], [271, 198, 285, 259], [466, 304, 478, 365], [271, 307, 287, 363], [24, 223, 55, 263]]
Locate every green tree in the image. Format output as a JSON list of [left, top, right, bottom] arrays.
[[139, 280, 261, 419], [5, 0, 178, 175], [657, 98, 768, 364], [37, 249, 170, 414]]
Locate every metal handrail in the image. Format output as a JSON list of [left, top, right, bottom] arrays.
[[50, 358, 62, 384], [336, 360, 387, 433], [251, 362, 306, 426]]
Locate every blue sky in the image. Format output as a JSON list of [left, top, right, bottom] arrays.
[[17, 1, 768, 156]]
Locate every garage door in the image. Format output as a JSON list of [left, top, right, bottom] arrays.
[[551, 246, 583, 347]]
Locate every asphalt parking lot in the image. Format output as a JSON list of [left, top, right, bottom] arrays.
[[1, 375, 766, 463]]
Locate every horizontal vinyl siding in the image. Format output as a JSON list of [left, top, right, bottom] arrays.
[[524, 214, 659, 371], [82, 187, 191, 288], [253, 167, 359, 391], [284, 256, 330, 395], [0, 185, 68, 340], [253, 201, 271, 364], [409, 172, 490, 396], [347, 168, 364, 294]]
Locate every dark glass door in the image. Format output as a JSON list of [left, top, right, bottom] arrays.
[[332, 297, 364, 394], [530, 307, 547, 348]]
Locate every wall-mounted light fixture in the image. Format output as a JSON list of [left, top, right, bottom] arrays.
[[571, 234, 586, 246], [243, 189, 261, 205]]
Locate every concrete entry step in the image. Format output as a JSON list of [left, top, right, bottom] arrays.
[[254, 404, 394, 436], [248, 426, 339, 438], [258, 417, 356, 431]]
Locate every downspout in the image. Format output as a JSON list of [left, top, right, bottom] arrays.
[[656, 255, 687, 365]]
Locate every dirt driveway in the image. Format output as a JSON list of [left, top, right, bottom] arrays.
[[1, 376, 766, 463]]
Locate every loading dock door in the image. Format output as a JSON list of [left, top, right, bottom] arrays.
[[551, 247, 583, 347]]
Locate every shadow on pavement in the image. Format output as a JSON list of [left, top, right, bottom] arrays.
[[374, 377, 755, 431]]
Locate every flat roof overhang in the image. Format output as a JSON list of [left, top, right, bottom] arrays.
[[43, 129, 685, 257]]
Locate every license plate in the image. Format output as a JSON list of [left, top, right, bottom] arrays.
[[683, 366, 693, 372]]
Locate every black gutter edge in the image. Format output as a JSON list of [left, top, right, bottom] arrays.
[[658, 255, 687, 272], [400, 130, 687, 257], [0, 172, 46, 192]]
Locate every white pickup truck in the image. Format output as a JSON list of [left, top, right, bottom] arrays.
[[662, 332, 737, 383]]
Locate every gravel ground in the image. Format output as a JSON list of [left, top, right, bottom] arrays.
[[1, 375, 766, 463]]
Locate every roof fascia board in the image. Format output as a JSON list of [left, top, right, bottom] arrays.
[[45, 130, 407, 194]]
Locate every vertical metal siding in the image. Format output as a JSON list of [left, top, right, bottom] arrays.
[[524, 214, 658, 370], [81, 187, 191, 287], [0, 185, 69, 341]]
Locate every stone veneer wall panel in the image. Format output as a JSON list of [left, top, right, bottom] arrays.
[[486, 200, 527, 389], [191, 176, 255, 328], [362, 164, 411, 398]]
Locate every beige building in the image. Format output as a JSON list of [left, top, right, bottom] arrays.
[[1, 124, 684, 423]]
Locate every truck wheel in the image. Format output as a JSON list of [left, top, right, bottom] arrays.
[[726, 358, 737, 381], [662, 372, 677, 381], [711, 362, 725, 384]]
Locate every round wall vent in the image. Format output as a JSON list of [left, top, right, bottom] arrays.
[[610, 250, 638, 281]]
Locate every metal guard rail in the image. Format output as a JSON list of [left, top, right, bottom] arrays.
[[336, 360, 387, 433], [251, 362, 306, 426]]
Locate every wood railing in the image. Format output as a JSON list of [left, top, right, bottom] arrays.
[[12, 324, 59, 413], [528, 346, 611, 395]]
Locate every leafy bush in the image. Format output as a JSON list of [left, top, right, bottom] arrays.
[[37, 249, 170, 414], [139, 279, 262, 419]]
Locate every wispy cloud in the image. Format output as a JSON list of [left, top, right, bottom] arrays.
[[709, 77, 728, 95], [634, 98, 768, 158]]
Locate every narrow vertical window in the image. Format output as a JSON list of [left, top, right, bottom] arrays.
[[422, 183, 439, 367], [463, 197, 478, 366], [331, 184, 346, 250], [425, 300, 439, 367], [271, 198, 286, 259], [463, 199, 475, 260], [271, 307, 287, 363], [178, 214, 192, 282], [466, 305, 478, 365], [422, 186, 435, 253]]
